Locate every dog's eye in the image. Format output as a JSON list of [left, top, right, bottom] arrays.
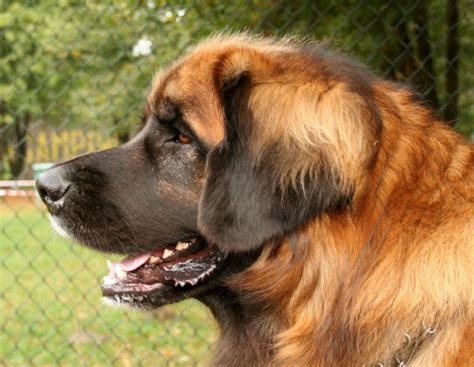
[[176, 132, 192, 145]]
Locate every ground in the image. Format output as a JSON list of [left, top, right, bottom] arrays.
[[0, 199, 216, 367]]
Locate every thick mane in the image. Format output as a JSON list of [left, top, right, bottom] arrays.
[[152, 34, 473, 366], [190, 35, 474, 366], [221, 76, 474, 365]]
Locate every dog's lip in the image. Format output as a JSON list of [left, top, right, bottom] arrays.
[[102, 281, 165, 297], [101, 237, 226, 303]]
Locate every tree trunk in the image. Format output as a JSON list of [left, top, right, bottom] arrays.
[[8, 112, 30, 179], [112, 117, 130, 144], [381, 5, 441, 114], [380, 12, 417, 81], [397, 17, 418, 79], [118, 131, 130, 144], [444, 0, 459, 126], [413, 1, 439, 110]]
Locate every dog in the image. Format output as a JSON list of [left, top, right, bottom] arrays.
[[36, 34, 473, 366]]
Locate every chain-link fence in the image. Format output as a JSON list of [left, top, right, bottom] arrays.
[[1, 1, 473, 366]]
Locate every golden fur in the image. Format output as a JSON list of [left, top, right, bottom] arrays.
[[146, 34, 473, 366]]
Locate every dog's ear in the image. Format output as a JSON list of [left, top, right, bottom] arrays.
[[198, 52, 373, 252]]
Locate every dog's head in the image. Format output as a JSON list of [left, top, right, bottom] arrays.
[[36, 34, 381, 309]]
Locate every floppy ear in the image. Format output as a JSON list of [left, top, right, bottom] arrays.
[[198, 63, 356, 253]]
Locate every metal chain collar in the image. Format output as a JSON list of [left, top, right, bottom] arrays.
[[373, 324, 438, 367]]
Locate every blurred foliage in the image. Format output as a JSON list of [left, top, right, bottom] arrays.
[[0, 0, 473, 178]]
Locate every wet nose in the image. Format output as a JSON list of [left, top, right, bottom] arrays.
[[36, 167, 71, 212]]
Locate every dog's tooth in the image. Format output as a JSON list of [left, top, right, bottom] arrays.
[[189, 278, 198, 286], [176, 241, 189, 251], [115, 264, 127, 280], [149, 256, 161, 264], [102, 276, 117, 286], [163, 249, 174, 259]]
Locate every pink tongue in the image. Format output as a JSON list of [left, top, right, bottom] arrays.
[[120, 252, 152, 271]]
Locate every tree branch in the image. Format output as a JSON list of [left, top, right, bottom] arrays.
[[444, 0, 459, 126]]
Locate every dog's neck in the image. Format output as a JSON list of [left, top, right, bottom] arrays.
[[200, 287, 440, 367], [199, 288, 277, 366]]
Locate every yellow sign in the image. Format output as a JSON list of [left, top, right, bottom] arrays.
[[25, 130, 118, 164]]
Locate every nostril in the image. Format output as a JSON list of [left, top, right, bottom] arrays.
[[36, 169, 72, 209], [38, 188, 48, 201], [45, 183, 70, 202]]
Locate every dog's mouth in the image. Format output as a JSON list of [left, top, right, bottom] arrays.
[[101, 237, 226, 308]]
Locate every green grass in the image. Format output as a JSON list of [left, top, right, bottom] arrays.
[[0, 199, 216, 367]]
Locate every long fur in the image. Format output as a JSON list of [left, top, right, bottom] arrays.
[[147, 33, 474, 366]]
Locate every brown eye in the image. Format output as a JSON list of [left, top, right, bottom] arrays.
[[177, 133, 192, 145]]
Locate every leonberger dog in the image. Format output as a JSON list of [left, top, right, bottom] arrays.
[[36, 34, 473, 366]]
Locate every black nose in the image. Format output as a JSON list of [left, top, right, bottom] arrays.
[[36, 167, 71, 213]]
